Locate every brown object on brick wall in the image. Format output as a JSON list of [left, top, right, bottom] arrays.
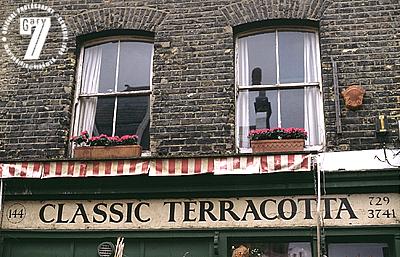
[[341, 85, 366, 110]]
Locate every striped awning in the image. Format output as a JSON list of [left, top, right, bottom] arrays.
[[0, 162, 42, 178], [213, 154, 310, 175], [43, 160, 150, 178], [149, 157, 214, 176], [0, 154, 312, 178]]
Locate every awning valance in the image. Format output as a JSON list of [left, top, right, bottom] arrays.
[[0, 154, 312, 179]]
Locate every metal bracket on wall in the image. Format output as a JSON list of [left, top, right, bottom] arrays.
[[213, 231, 220, 257], [331, 57, 342, 134]]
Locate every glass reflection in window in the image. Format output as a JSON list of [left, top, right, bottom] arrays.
[[328, 243, 389, 257], [231, 242, 312, 257]]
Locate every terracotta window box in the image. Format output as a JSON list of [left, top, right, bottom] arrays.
[[250, 139, 305, 153], [73, 145, 142, 159]]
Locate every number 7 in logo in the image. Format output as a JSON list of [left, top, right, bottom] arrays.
[[20, 17, 51, 60]]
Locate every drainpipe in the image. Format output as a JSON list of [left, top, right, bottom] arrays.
[[0, 178, 3, 227], [0, 179, 3, 212], [0, 178, 4, 256], [313, 156, 323, 257], [0, 179, 3, 257]]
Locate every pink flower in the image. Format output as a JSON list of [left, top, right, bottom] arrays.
[[249, 127, 307, 140], [71, 131, 139, 146]]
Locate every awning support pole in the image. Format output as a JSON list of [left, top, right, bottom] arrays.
[[0, 179, 3, 228]]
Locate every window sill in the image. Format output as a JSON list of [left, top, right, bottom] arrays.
[[141, 150, 151, 157]]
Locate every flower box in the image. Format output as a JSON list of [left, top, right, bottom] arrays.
[[74, 145, 142, 159], [70, 131, 142, 159], [249, 128, 307, 153], [250, 138, 304, 153]]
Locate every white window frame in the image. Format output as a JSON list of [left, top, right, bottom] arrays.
[[235, 28, 325, 152], [70, 36, 154, 153]]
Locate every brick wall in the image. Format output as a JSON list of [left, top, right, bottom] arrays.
[[320, 0, 400, 151], [0, 0, 398, 160]]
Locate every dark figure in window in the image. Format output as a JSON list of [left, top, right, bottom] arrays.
[[252, 67, 272, 128], [124, 84, 135, 91], [124, 84, 149, 92]]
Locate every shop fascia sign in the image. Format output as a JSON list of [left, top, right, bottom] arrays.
[[2, 194, 399, 230]]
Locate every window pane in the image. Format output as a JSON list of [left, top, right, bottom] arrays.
[[237, 90, 278, 148], [93, 96, 115, 136], [278, 31, 304, 83], [97, 42, 118, 93], [252, 90, 279, 129], [248, 90, 278, 130], [239, 33, 276, 86], [328, 243, 389, 257], [280, 88, 304, 128], [231, 242, 312, 257], [116, 96, 150, 150], [117, 41, 153, 92]]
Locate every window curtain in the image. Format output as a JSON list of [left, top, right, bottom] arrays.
[[236, 38, 250, 149], [304, 32, 324, 146], [78, 46, 102, 136]]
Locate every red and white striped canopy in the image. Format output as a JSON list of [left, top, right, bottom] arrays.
[[42, 160, 149, 178], [0, 162, 42, 178], [149, 158, 214, 176], [0, 154, 311, 179]]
